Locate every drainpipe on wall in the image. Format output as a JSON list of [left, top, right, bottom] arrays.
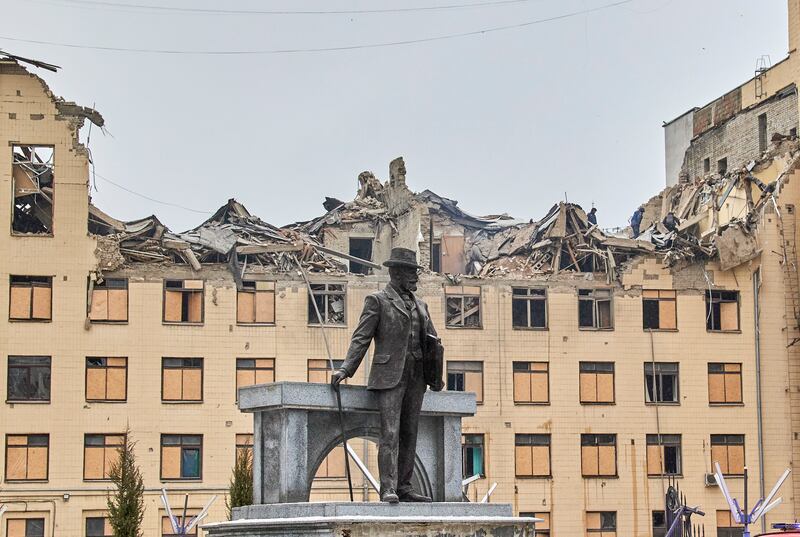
[[754, 266, 766, 532]]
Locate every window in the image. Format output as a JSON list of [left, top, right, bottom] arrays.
[[308, 359, 346, 383], [758, 113, 768, 152], [703, 158, 711, 173], [706, 290, 739, 331], [5, 434, 48, 481], [161, 434, 202, 480], [162, 515, 198, 537], [430, 240, 441, 273], [711, 434, 745, 476], [445, 286, 481, 328], [646, 434, 682, 476], [515, 434, 551, 477], [586, 511, 616, 536], [652, 511, 667, 537], [237, 280, 275, 324], [644, 362, 679, 404], [519, 513, 549, 536], [462, 434, 485, 478], [85, 517, 112, 537], [12, 144, 54, 235], [86, 357, 127, 402], [578, 289, 613, 330], [9, 276, 51, 321], [446, 361, 483, 403], [316, 445, 346, 478], [6, 518, 45, 537], [7, 356, 51, 402], [716, 510, 743, 537], [513, 362, 549, 404], [88, 278, 128, 322], [236, 434, 253, 462], [236, 358, 275, 394], [708, 363, 743, 404], [579, 362, 614, 404], [162, 358, 203, 402], [349, 237, 373, 275], [163, 280, 203, 324], [512, 288, 547, 329], [440, 235, 466, 274], [581, 434, 616, 477], [308, 283, 346, 325], [718, 157, 728, 174], [84, 434, 124, 480], [642, 290, 677, 330]]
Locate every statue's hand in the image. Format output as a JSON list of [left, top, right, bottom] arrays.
[[331, 368, 348, 387]]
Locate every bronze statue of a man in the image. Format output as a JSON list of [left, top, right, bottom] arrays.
[[331, 247, 443, 504]]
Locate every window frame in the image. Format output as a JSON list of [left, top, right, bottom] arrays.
[[160, 434, 203, 481], [348, 236, 374, 275], [236, 280, 276, 325], [580, 434, 617, 478], [511, 287, 548, 330], [7, 355, 51, 403], [578, 288, 614, 331], [235, 358, 276, 396], [6, 517, 46, 537], [579, 361, 615, 405], [85, 516, 113, 537], [512, 361, 550, 405], [705, 290, 740, 332], [11, 144, 55, 237], [519, 512, 549, 536], [642, 289, 677, 331], [162, 279, 204, 325], [85, 357, 128, 403], [161, 358, 204, 403], [514, 433, 552, 478], [235, 433, 253, 463], [444, 286, 482, 329], [710, 434, 745, 477], [586, 511, 617, 535], [8, 275, 52, 322], [644, 362, 680, 405], [462, 433, 486, 479], [646, 434, 682, 477], [307, 359, 346, 383], [446, 361, 484, 404], [83, 433, 125, 481], [708, 363, 743, 405], [4, 433, 49, 482], [88, 277, 129, 323], [307, 282, 347, 326]]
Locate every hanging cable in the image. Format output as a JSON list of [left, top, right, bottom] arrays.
[[93, 171, 212, 214]]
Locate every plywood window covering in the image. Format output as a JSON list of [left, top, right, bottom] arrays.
[[9, 276, 52, 321], [581, 434, 616, 477], [316, 445, 346, 478], [445, 286, 481, 328], [578, 289, 613, 330], [163, 279, 204, 324], [7, 356, 51, 402], [579, 362, 614, 404], [162, 514, 198, 537], [512, 362, 549, 404], [519, 513, 550, 536], [236, 358, 275, 394], [237, 280, 275, 324], [706, 290, 739, 332], [6, 518, 45, 537], [89, 278, 128, 322], [642, 290, 677, 330], [85, 357, 127, 402], [462, 433, 485, 478], [85, 517, 113, 537], [644, 362, 679, 404], [716, 510, 743, 537], [711, 434, 745, 476], [514, 434, 551, 477], [308, 283, 346, 325], [5, 434, 48, 481], [236, 433, 253, 463], [160, 434, 202, 480], [11, 144, 54, 236], [708, 363, 743, 404], [586, 511, 616, 536], [512, 288, 547, 329], [440, 234, 466, 274], [308, 359, 346, 384], [162, 358, 203, 402], [447, 361, 484, 403], [652, 511, 667, 537], [84, 433, 124, 480], [646, 434, 682, 476]]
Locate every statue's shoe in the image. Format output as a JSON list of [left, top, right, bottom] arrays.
[[381, 490, 400, 503], [399, 491, 432, 503]]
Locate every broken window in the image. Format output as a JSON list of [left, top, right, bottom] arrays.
[[236, 433, 253, 463], [7, 356, 51, 402], [11, 145, 54, 235], [586, 512, 616, 536], [430, 239, 441, 273], [5, 434, 49, 481], [236, 358, 275, 395], [160, 434, 202, 480], [711, 434, 745, 476], [462, 433, 485, 478], [6, 518, 45, 537], [9, 276, 52, 321], [512, 288, 547, 329], [348, 237, 373, 275], [652, 511, 667, 537], [440, 235, 466, 274], [718, 157, 728, 174], [162, 515, 199, 537], [316, 445, 346, 478], [579, 362, 615, 404], [581, 434, 616, 477], [703, 158, 711, 173], [644, 362, 679, 404], [163, 280, 204, 324], [512, 362, 549, 404], [85, 517, 113, 537], [758, 112, 768, 152], [708, 363, 743, 404], [445, 286, 481, 328], [308, 283, 346, 325], [642, 290, 677, 330], [84, 433, 124, 480], [308, 359, 346, 384], [578, 289, 613, 330], [89, 278, 128, 322], [716, 510, 744, 537], [162, 358, 203, 402], [237, 280, 275, 324], [706, 290, 739, 331], [446, 361, 483, 403], [86, 357, 127, 402], [646, 434, 682, 476], [515, 434, 551, 477]]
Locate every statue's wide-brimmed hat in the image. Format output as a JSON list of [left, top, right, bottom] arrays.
[[383, 247, 423, 269]]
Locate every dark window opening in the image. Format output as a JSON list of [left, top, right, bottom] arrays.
[[652, 511, 667, 537], [308, 283, 346, 325], [462, 434, 485, 478], [512, 288, 547, 329], [348, 237, 373, 275], [703, 158, 711, 173], [645, 362, 679, 404], [718, 157, 728, 175], [647, 434, 682, 476], [758, 113, 768, 152], [431, 240, 441, 273], [12, 145, 54, 235], [7, 356, 51, 402], [578, 289, 613, 330], [706, 290, 739, 331]]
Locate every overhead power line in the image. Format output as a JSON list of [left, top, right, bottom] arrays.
[[94, 171, 212, 214], [0, 0, 633, 55]]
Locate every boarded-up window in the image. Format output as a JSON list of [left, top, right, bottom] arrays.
[[441, 234, 466, 274], [646, 434, 682, 476], [581, 434, 616, 477], [308, 283, 346, 325], [708, 363, 743, 404], [348, 237, 373, 275], [513, 362, 549, 404], [652, 511, 667, 537], [7, 356, 51, 402], [6, 518, 45, 537], [716, 510, 744, 537], [644, 362, 679, 404], [5, 434, 48, 481], [85, 517, 113, 537], [163, 280, 204, 324], [514, 434, 550, 477], [12, 144, 54, 236], [236, 433, 253, 463], [161, 514, 199, 537], [161, 434, 202, 480], [447, 361, 483, 404], [89, 278, 128, 322], [642, 290, 677, 330], [512, 288, 547, 329], [462, 434, 485, 478], [711, 434, 745, 476], [9, 276, 52, 321], [236, 358, 275, 395], [706, 290, 739, 331], [308, 359, 346, 384], [445, 286, 481, 328], [316, 445, 346, 478], [84, 434, 124, 480], [586, 511, 616, 536], [162, 358, 203, 402], [86, 357, 127, 402], [579, 362, 614, 404], [520, 513, 549, 536], [237, 280, 275, 324], [578, 289, 613, 330]]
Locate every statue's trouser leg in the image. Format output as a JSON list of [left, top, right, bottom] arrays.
[[397, 360, 426, 496], [376, 357, 411, 495]]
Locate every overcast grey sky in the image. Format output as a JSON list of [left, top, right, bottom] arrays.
[[1, 0, 789, 230]]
